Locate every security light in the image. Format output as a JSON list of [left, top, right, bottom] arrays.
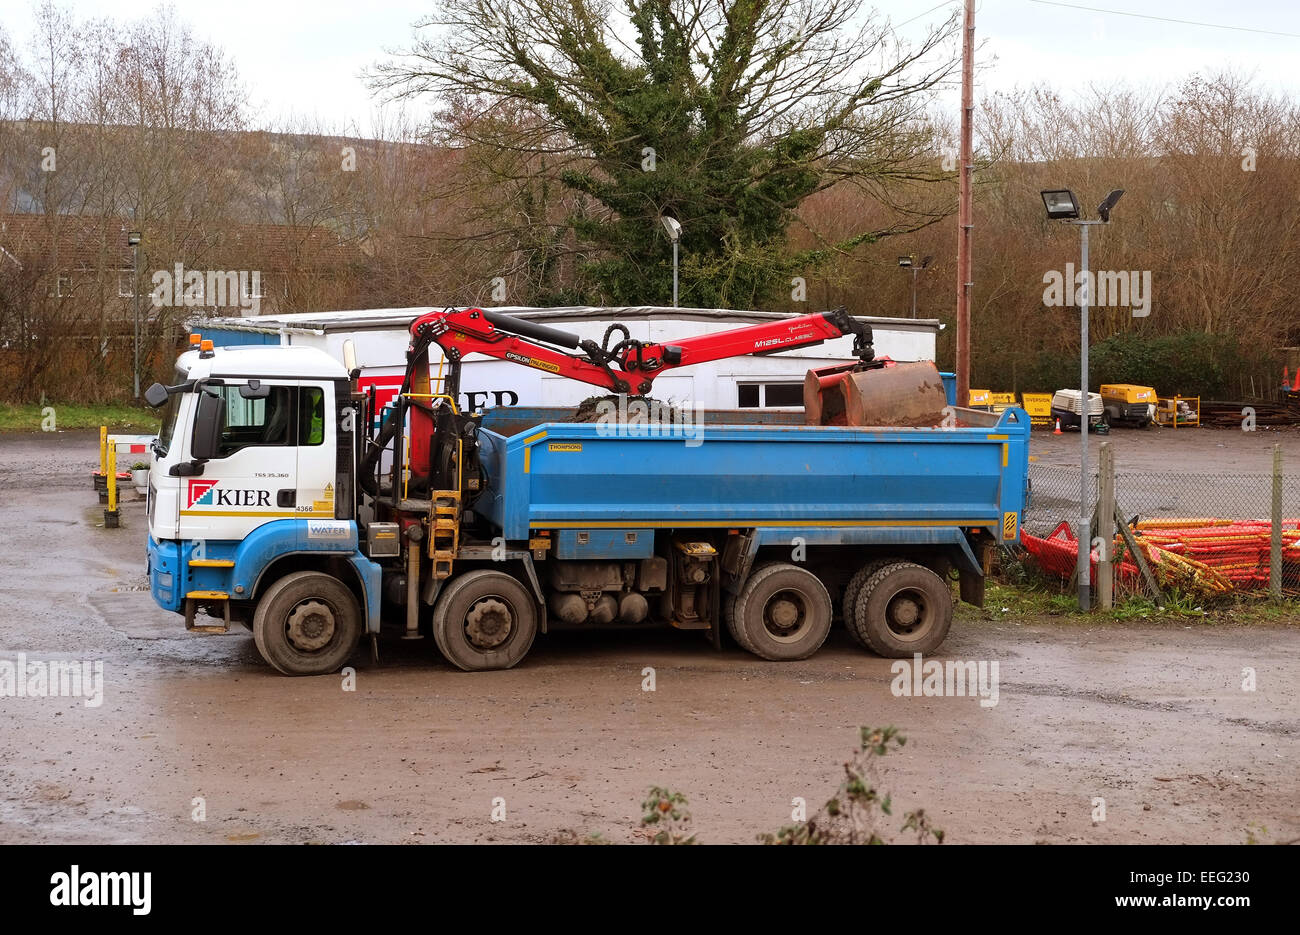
[[1040, 190, 1080, 220], [1097, 189, 1125, 223], [660, 216, 681, 242], [897, 255, 913, 268]]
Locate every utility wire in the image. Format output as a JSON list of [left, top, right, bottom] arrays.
[[897, 1, 959, 30], [1028, 0, 1300, 39]]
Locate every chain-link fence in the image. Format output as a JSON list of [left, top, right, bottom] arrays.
[[1019, 460, 1300, 602]]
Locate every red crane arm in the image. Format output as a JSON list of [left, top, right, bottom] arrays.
[[626, 311, 863, 372], [407, 306, 874, 397], [383, 305, 876, 505]]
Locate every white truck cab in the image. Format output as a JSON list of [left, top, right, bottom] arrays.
[[150, 345, 349, 542], [146, 343, 381, 674]]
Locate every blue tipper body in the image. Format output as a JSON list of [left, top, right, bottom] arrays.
[[474, 406, 1031, 567]]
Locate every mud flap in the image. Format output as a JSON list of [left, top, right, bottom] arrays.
[[959, 569, 985, 608], [958, 537, 994, 608]]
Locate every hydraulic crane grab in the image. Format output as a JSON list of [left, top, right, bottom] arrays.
[[360, 306, 944, 514], [406, 305, 879, 399]]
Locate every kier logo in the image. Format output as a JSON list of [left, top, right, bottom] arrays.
[[187, 479, 218, 507], [187, 479, 272, 508]]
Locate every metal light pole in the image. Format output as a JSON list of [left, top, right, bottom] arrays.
[[660, 216, 681, 308], [898, 255, 932, 318], [128, 230, 141, 398], [1041, 190, 1124, 612], [672, 240, 678, 308]]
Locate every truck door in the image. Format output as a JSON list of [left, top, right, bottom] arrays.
[[178, 379, 301, 543], [293, 382, 337, 519]]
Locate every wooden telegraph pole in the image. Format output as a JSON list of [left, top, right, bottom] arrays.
[[956, 0, 974, 407]]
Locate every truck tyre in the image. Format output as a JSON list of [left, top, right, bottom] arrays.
[[432, 570, 537, 671], [841, 559, 894, 647], [723, 590, 753, 654], [852, 562, 952, 658], [253, 571, 362, 676], [730, 563, 832, 661]]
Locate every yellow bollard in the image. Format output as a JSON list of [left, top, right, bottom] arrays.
[[104, 440, 120, 528], [94, 425, 109, 501]]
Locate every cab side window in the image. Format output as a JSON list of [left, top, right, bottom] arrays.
[[298, 386, 325, 446], [205, 385, 325, 457], [216, 385, 295, 456]]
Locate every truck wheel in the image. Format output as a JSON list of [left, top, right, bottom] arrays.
[[722, 591, 747, 652], [253, 571, 362, 676], [841, 559, 894, 647], [731, 563, 832, 661], [852, 562, 952, 658], [432, 570, 537, 671]]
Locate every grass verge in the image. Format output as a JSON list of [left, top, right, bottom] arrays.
[[0, 402, 160, 434]]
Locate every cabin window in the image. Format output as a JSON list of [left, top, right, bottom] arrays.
[[738, 382, 803, 408]]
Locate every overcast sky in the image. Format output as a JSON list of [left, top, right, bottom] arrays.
[[7, 0, 1300, 135]]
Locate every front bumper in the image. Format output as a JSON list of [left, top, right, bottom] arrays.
[[148, 536, 184, 613]]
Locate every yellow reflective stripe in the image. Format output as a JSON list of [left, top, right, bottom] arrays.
[[180, 510, 334, 518]]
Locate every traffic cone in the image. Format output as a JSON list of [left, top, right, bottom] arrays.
[[1053, 418, 1063, 435]]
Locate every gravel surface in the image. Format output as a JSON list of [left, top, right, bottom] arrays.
[[0, 430, 1296, 844]]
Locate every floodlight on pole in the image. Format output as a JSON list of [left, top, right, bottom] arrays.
[[1041, 189, 1081, 220], [898, 254, 932, 318], [1041, 188, 1122, 612], [129, 231, 142, 398], [1097, 189, 1125, 223], [660, 216, 682, 307]]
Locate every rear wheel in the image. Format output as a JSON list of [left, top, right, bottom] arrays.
[[851, 562, 952, 658], [722, 591, 751, 653], [253, 571, 362, 675], [432, 570, 538, 671], [730, 563, 832, 661], [841, 559, 895, 647]]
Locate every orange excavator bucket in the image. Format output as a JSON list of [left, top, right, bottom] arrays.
[[804, 360, 950, 427]]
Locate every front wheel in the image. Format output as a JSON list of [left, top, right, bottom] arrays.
[[432, 570, 538, 671], [253, 571, 362, 675]]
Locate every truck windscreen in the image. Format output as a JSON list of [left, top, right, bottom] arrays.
[[155, 373, 185, 456]]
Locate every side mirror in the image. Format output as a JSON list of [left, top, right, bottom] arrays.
[[191, 390, 225, 460], [239, 380, 270, 400], [144, 383, 170, 408]]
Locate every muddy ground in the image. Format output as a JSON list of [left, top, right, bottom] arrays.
[[0, 429, 1296, 845], [1029, 421, 1300, 472]]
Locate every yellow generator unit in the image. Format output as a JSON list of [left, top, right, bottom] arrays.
[[1100, 384, 1156, 428]]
